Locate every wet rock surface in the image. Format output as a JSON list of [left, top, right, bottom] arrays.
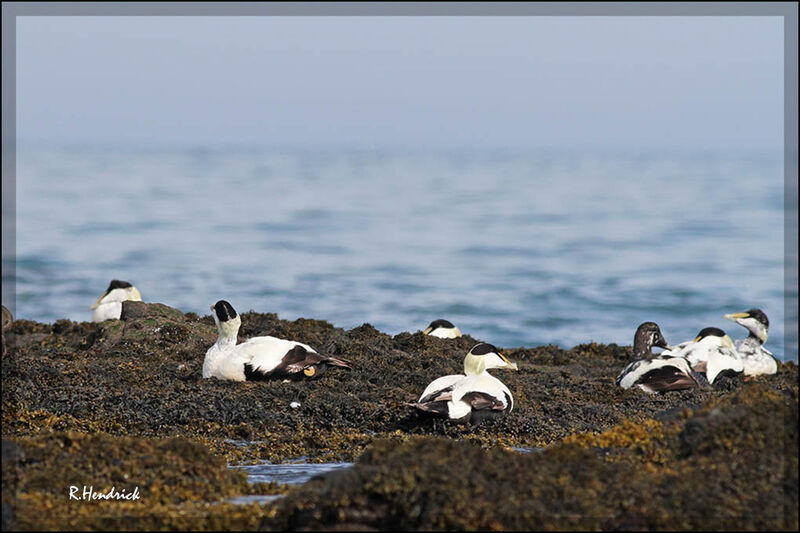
[[2, 303, 797, 530]]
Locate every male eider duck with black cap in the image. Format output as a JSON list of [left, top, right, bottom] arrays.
[[615, 322, 707, 393], [411, 342, 518, 423], [723, 308, 777, 376], [662, 327, 743, 385], [203, 300, 351, 382], [423, 319, 462, 339], [90, 279, 142, 322]]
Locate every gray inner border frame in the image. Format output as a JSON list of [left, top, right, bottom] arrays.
[[1, 2, 797, 363]]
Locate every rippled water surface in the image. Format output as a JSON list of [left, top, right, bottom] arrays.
[[231, 461, 354, 485], [225, 460, 352, 505], [8, 145, 793, 359]]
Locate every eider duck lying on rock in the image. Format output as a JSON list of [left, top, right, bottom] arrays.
[[423, 319, 462, 339], [203, 300, 351, 382], [724, 308, 777, 376], [616, 322, 707, 393], [90, 279, 142, 322], [662, 327, 743, 385], [411, 342, 517, 423]]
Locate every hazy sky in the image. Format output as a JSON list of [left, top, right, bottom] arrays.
[[16, 16, 783, 150]]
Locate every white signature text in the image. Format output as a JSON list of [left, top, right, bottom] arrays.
[[69, 485, 141, 501]]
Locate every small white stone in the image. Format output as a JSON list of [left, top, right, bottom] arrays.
[[290, 402, 301, 409]]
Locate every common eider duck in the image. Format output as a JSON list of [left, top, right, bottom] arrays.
[[90, 280, 142, 322], [723, 308, 777, 376], [423, 319, 462, 339], [203, 300, 351, 382], [663, 327, 743, 385], [411, 342, 518, 423], [615, 322, 707, 393]]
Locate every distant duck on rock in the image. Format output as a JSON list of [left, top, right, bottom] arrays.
[[723, 308, 777, 377], [90, 280, 142, 322], [423, 319, 462, 339], [661, 327, 743, 385], [615, 322, 707, 394]]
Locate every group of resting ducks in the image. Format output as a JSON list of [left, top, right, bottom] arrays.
[[202, 300, 518, 424], [615, 311, 777, 393], [89, 279, 779, 424]]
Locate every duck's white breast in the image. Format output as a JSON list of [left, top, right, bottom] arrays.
[[203, 343, 248, 381], [429, 328, 460, 339], [742, 352, 777, 376], [91, 302, 122, 322]]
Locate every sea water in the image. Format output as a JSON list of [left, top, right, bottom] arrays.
[[226, 460, 354, 505], [8, 144, 793, 360], [231, 461, 355, 486]]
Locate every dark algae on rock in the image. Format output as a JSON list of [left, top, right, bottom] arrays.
[[266, 384, 797, 531], [2, 432, 279, 530], [2, 302, 797, 530]]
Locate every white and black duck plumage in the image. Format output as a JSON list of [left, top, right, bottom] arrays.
[[662, 326, 743, 385], [90, 280, 142, 322], [202, 300, 351, 382], [423, 319, 462, 339], [615, 322, 707, 393], [410, 342, 518, 423], [723, 308, 777, 376]]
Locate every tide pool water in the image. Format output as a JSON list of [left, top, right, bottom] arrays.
[[8, 145, 792, 360], [231, 461, 354, 486], [226, 460, 354, 506]]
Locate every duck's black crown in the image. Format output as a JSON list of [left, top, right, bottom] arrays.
[[746, 309, 769, 328], [214, 300, 237, 322], [470, 342, 499, 356], [695, 326, 726, 340], [107, 279, 133, 291], [428, 319, 456, 329]]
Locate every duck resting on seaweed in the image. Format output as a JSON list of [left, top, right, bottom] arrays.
[[723, 308, 777, 377], [411, 342, 517, 423], [90, 279, 142, 322], [661, 326, 743, 385], [423, 319, 462, 339], [203, 300, 351, 382], [615, 322, 708, 393]]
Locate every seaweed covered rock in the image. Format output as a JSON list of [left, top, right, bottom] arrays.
[[264, 383, 798, 530], [3, 307, 796, 463], [267, 437, 620, 530], [1, 432, 273, 530], [120, 301, 185, 321], [2, 306, 797, 530]]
